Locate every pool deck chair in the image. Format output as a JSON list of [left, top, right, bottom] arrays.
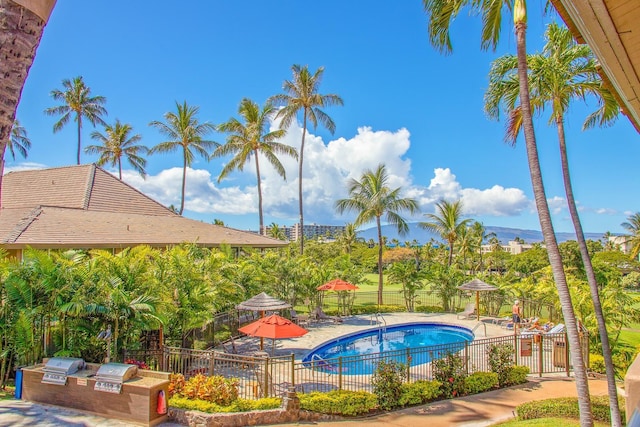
[[457, 303, 476, 320]]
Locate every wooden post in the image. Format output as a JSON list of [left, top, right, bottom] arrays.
[[338, 357, 343, 390]]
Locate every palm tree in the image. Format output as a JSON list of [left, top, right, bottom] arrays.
[[85, 120, 148, 179], [338, 223, 360, 254], [212, 98, 298, 234], [419, 200, 471, 267], [0, 0, 55, 174], [335, 164, 418, 305], [270, 65, 344, 254], [421, 2, 594, 423], [44, 76, 108, 165], [149, 101, 217, 215], [266, 222, 287, 240], [485, 22, 622, 423], [622, 213, 640, 260], [0, 120, 31, 207]]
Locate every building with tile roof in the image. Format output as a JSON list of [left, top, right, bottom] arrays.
[[0, 164, 287, 258]]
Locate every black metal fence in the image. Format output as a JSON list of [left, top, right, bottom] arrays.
[[124, 329, 586, 400]]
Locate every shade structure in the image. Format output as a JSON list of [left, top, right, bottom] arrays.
[[317, 279, 359, 291], [238, 314, 308, 354], [458, 278, 498, 321], [317, 279, 359, 316], [235, 292, 291, 312]]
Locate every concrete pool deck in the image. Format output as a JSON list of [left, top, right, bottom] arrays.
[[231, 312, 513, 359]]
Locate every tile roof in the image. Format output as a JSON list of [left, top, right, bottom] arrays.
[[0, 165, 287, 249]]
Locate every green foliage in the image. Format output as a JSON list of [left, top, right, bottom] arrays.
[[517, 395, 625, 424], [415, 305, 445, 313], [169, 395, 281, 413], [174, 374, 239, 406], [432, 352, 466, 398], [488, 343, 515, 387], [463, 372, 498, 395], [589, 354, 606, 374], [505, 366, 529, 386], [398, 380, 442, 406], [298, 390, 377, 416], [351, 304, 405, 315], [371, 359, 407, 410]]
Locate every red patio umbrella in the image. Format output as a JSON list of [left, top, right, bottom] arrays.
[[238, 314, 308, 355], [317, 279, 359, 316], [317, 279, 359, 291]]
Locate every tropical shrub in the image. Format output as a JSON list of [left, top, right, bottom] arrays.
[[398, 380, 442, 406], [415, 305, 445, 313], [169, 395, 281, 413], [463, 372, 498, 395], [298, 390, 377, 416], [505, 365, 530, 386], [432, 352, 466, 398], [517, 395, 625, 424], [589, 354, 606, 374], [371, 359, 407, 410], [488, 343, 514, 387], [171, 374, 239, 406]]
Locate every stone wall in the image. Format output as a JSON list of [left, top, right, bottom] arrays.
[[168, 391, 344, 426]]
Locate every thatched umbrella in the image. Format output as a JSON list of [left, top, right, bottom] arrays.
[[236, 292, 292, 349], [458, 278, 498, 321]]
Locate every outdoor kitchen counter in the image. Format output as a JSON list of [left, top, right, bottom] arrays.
[[21, 363, 170, 426]]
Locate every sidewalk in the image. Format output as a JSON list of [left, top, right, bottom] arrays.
[[0, 377, 614, 427]]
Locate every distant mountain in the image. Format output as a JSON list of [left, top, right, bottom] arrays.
[[357, 223, 605, 245]]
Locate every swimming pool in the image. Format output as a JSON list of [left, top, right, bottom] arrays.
[[302, 322, 473, 375]]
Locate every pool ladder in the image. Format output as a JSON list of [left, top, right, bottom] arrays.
[[370, 313, 387, 343], [472, 321, 487, 337]]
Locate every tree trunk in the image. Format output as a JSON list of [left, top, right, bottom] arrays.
[[0, 0, 55, 208], [255, 150, 264, 235], [298, 109, 308, 254], [179, 150, 187, 215], [76, 115, 81, 165], [376, 215, 383, 306], [556, 116, 621, 426], [515, 21, 593, 426]]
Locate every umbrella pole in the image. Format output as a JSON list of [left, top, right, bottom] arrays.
[[260, 310, 265, 350], [476, 291, 480, 321]]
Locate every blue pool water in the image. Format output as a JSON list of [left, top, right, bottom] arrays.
[[302, 322, 473, 375]]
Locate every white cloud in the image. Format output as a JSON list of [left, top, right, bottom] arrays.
[[24, 118, 607, 230], [4, 162, 47, 174]]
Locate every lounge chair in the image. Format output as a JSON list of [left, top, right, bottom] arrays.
[[457, 303, 476, 319], [290, 309, 309, 326], [311, 307, 343, 323]]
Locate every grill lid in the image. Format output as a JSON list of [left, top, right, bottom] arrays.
[[41, 357, 85, 385], [94, 363, 138, 394], [95, 363, 137, 383]]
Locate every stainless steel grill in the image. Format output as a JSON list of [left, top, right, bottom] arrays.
[[41, 357, 85, 385], [94, 363, 138, 394]]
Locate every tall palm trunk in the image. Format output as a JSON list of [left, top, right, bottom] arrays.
[[180, 152, 187, 214], [556, 116, 622, 426], [447, 239, 454, 266], [0, 0, 55, 208], [76, 115, 82, 165], [514, 16, 594, 426], [298, 109, 308, 254], [376, 215, 383, 306], [255, 152, 264, 235], [117, 158, 122, 180]]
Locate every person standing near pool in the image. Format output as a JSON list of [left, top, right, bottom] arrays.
[[512, 300, 522, 329]]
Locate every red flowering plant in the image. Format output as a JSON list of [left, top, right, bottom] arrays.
[[124, 358, 150, 370], [432, 353, 466, 398]]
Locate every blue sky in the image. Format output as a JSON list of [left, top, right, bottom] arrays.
[[9, 1, 639, 235]]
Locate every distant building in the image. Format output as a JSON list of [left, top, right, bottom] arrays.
[[481, 240, 536, 255], [277, 223, 346, 241], [608, 235, 633, 254]]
